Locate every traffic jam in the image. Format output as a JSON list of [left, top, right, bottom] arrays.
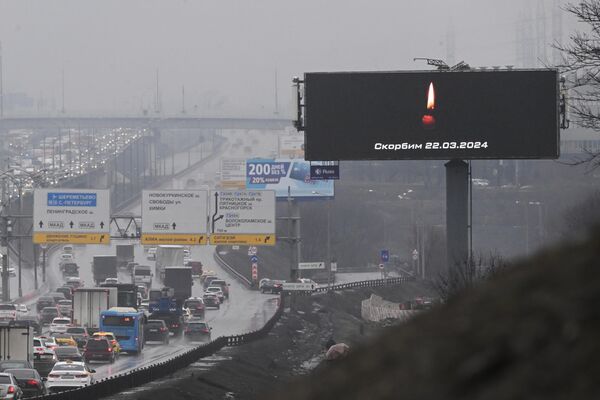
[[0, 243, 230, 396]]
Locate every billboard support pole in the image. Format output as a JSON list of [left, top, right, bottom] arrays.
[[445, 159, 469, 278]]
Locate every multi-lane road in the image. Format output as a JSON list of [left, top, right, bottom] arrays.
[[22, 129, 281, 380]]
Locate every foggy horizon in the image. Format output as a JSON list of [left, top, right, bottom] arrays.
[[0, 0, 580, 116]]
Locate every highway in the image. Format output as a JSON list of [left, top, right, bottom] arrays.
[[23, 129, 282, 381]]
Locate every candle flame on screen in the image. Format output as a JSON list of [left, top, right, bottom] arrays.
[[426, 82, 435, 110]]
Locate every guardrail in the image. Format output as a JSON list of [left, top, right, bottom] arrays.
[[214, 250, 252, 287], [313, 276, 415, 293], [30, 275, 413, 399], [30, 296, 284, 400]]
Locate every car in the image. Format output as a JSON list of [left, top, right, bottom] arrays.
[[55, 287, 73, 301], [16, 316, 41, 335], [205, 286, 224, 303], [146, 247, 156, 260], [0, 372, 24, 399], [210, 279, 230, 299], [53, 346, 83, 362], [298, 278, 317, 288], [0, 304, 17, 322], [62, 245, 74, 254], [472, 178, 490, 187], [144, 320, 170, 344], [147, 311, 185, 336], [39, 337, 58, 354], [33, 337, 54, 359], [259, 279, 284, 294], [184, 321, 212, 342], [4, 368, 46, 397], [46, 361, 95, 392], [203, 276, 220, 290], [202, 293, 220, 309], [83, 338, 116, 363], [136, 285, 148, 299], [0, 361, 33, 373], [57, 300, 72, 316], [0, 267, 16, 278], [103, 278, 118, 285], [53, 334, 78, 348], [40, 307, 60, 325], [59, 253, 74, 263], [36, 297, 55, 313], [49, 317, 71, 334], [183, 297, 205, 318], [65, 327, 90, 349], [47, 292, 66, 304], [64, 277, 83, 289], [14, 304, 28, 315], [182, 308, 192, 323], [91, 332, 121, 354]]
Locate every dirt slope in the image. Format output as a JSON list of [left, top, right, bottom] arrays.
[[269, 229, 600, 400]]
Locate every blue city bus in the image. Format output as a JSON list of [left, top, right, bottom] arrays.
[[99, 307, 145, 354]]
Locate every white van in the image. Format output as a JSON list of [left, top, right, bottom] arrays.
[[133, 265, 153, 286]]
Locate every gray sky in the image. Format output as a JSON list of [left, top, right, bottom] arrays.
[[0, 0, 579, 116]]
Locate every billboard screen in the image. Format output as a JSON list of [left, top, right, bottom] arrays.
[[246, 159, 334, 198], [303, 69, 559, 160]]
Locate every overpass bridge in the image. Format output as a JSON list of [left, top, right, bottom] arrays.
[[0, 116, 292, 131]]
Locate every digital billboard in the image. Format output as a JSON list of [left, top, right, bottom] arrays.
[[303, 69, 559, 161], [246, 159, 334, 198]]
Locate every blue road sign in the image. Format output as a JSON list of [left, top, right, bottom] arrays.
[[380, 249, 389, 263], [310, 165, 340, 180], [250, 255, 259, 263]]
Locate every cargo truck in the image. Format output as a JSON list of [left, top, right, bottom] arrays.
[[0, 323, 34, 362], [92, 255, 117, 285], [132, 265, 153, 287], [71, 287, 118, 332], [116, 244, 135, 270], [98, 283, 139, 309], [148, 287, 184, 336], [155, 245, 184, 281], [164, 266, 193, 301]]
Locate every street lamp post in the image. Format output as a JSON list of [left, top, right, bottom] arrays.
[[1, 167, 48, 299], [17, 184, 22, 297], [515, 200, 544, 256]]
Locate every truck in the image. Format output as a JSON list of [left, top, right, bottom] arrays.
[[71, 287, 118, 331], [60, 262, 79, 278], [98, 283, 139, 309], [155, 245, 185, 281], [116, 244, 135, 270], [164, 266, 193, 301], [186, 260, 203, 277], [0, 323, 35, 362], [92, 255, 117, 285], [132, 265, 153, 287], [148, 287, 184, 336]]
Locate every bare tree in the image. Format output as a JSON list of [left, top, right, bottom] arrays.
[[556, 1, 600, 166], [430, 253, 508, 302]]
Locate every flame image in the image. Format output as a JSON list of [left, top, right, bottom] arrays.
[[426, 82, 435, 110]]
